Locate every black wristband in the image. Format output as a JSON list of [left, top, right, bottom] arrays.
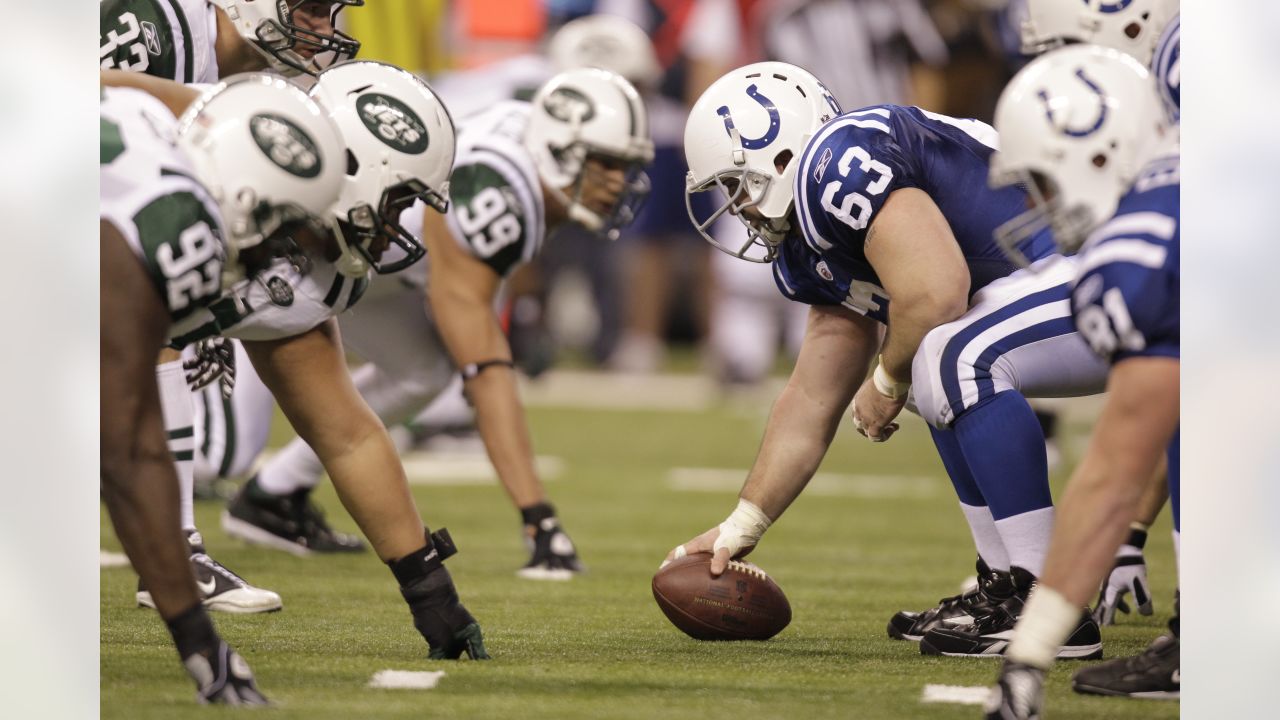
[[165, 602, 219, 660], [1126, 527, 1149, 549], [520, 502, 556, 526], [461, 359, 515, 381], [388, 528, 458, 587]]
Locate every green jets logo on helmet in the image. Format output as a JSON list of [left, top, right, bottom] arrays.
[[543, 87, 596, 124], [356, 93, 430, 155], [249, 113, 323, 178]]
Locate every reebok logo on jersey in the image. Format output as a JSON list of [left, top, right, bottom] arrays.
[[266, 276, 294, 307], [141, 21, 161, 56], [357, 93, 430, 155], [249, 114, 323, 178], [814, 148, 833, 182]]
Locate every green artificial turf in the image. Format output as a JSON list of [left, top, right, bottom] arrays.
[[102, 393, 1179, 719]]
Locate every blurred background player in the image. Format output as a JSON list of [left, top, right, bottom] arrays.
[[226, 67, 653, 579], [983, 45, 1178, 718], [100, 0, 364, 613], [101, 72, 352, 703]]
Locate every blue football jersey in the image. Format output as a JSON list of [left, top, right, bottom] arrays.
[[1070, 153, 1180, 364], [775, 105, 1056, 324]]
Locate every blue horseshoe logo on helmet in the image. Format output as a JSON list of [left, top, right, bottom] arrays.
[[1037, 68, 1109, 138], [1097, 0, 1135, 13], [717, 84, 781, 150]]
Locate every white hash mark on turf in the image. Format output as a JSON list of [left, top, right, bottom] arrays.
[[667, 467, 938, 499], [368, 670, 447, 689], [100, 550, 130, 569], [920, 684, 993, 705]]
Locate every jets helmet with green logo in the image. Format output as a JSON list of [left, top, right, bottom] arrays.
[[524, 67, 654, 239], [309, 60, 457, 277], [175, 73, 344, 276], [215, 0, 362, 76]]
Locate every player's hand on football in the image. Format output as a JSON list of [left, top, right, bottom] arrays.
[[1092, 542, 1153, 625], [183, 337, 236, 399], [851, 378, 904, 442], [663, 526, 755, 578]]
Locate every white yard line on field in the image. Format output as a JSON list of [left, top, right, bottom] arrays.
[[666, 467, 939, 499], [920, 684, 992, 705], [399, 452, 564, 486], [100, 550, 130, 569], [368, 670, 446, 690]]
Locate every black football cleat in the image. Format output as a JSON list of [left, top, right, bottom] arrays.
[[985, 659, 1046, 720], [137, 531, 282, 614], [1072, 633, 1179, 699], [222, 475, 366, 556], [888, 557, 1013, 641], [920, 568, 1102, 659]]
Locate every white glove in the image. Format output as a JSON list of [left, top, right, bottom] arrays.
[[1092, 529, 1153, 625]]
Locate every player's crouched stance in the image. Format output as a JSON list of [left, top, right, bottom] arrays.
[[982, 47, 1178, 720]]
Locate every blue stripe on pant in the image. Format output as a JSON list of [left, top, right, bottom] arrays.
[[938, 283, 1072, 422]]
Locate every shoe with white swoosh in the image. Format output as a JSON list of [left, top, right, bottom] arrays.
[[136, 531, 282, 614]]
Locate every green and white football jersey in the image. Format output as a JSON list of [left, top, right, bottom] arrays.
[[100, 0, 219, 83], [100, 86, 226, 341], [439, 100, 546, 280]]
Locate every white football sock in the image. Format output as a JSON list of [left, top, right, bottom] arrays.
[[960, 502, 1010, 572], [995, 506, 1055, 577], [156, 360, 197, 533]]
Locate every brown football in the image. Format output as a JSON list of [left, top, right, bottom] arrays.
[[652, 552, 791, 640]]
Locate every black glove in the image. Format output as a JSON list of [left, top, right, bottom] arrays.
[[183, 641, 270, 706], [183, 337, 236, 399]]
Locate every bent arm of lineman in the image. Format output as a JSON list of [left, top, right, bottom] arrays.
[[664, 303, 879, 575], [854, 188, 970, 439], [1037, 357, 1179, 608], [101, 69, 200, 117], [100, 220, 201, 619], [420, 207, 545, 509], [241, 320, 427, 562]]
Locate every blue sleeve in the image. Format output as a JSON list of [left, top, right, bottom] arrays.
[[793, 110, 919, 262]]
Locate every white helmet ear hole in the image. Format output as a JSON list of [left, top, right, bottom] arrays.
[[345, 149, 359, 176], [1092, 153, 1108, 169], [773, 149, 793, 174]]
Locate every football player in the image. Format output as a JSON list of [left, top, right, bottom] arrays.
[[101, 73, 345, 704], [100, 0, 363, 611], [667, 60, 1121, 659], [114, 64, 491, 665], [225, 67, 653, 579], [983, 45, 1178, 718], [1017, 0, 1181, 630]]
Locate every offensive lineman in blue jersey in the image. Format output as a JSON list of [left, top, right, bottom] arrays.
[[983, 46, 1180, 719], [665, 60, 1116, 658]]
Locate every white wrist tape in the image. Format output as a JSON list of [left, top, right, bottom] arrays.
[[713, 499, 772, 557], [872, 357, 911, 400], [1005, 585, 1081, 670]]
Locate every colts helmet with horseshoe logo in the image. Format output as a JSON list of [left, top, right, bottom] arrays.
[[989, 44, 1170, 259], [1021, 0, 1180, 66], [684, 61, 842, 262]]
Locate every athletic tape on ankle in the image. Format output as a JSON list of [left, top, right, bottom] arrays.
[[1005, 585, 1080, 670]]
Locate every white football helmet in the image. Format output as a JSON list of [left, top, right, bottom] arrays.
[[684, 61, 842, 263], [1021, 0, 1179, 65], [176, 73, 344, 278], [990, 45, 1168, 261], [310, 60, 456, 277], [216, 0, 362, 76], [547, 14, 661, 90], [524, 67, 654, 239], [1151, 13, 1179, 124]]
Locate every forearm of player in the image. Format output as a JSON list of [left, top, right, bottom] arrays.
[[430, 292, 545, 510], [741, 305, 876, 519], [241, 323, 426, 562], [1037, 358, 1180, 607]]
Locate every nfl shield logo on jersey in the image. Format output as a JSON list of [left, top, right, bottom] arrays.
[[266, 276, 294, 307], [816, 261, 834, 282]]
